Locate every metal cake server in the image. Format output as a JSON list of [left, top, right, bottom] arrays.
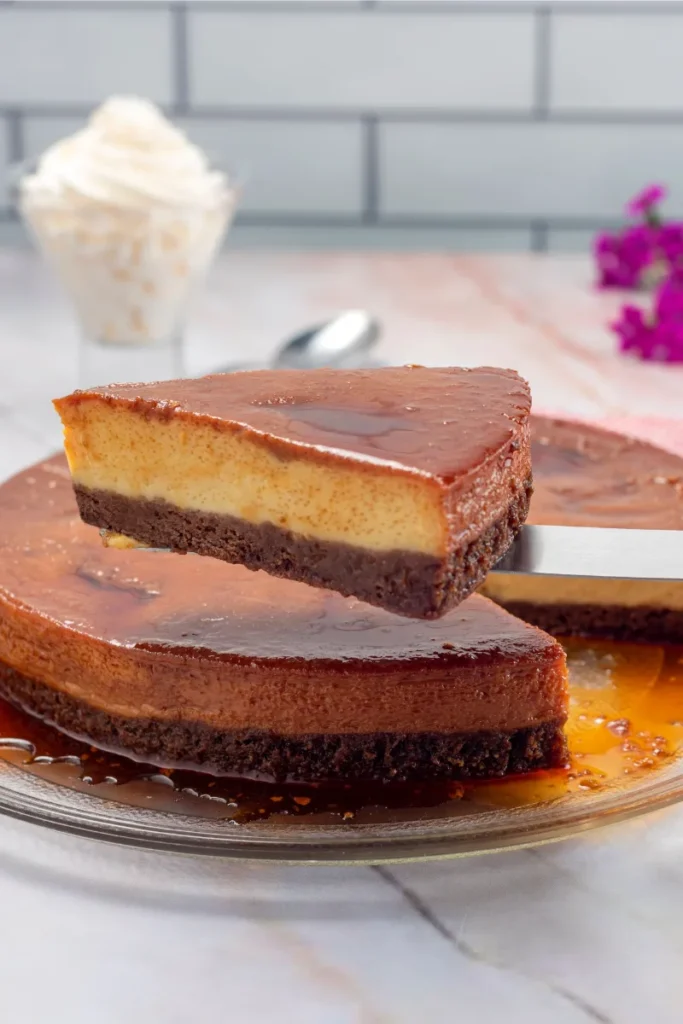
[[125, 524, 683, 583], [493, 524, 683, 580]]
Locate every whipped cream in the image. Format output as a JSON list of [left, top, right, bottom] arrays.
[[22, 96, 228, 210], [20, 96, 236, 347]]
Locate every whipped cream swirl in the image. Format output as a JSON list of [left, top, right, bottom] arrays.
[[23, 96, 228, 209]]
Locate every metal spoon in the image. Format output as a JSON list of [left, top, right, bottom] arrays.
[[215, 309, 381, 373]]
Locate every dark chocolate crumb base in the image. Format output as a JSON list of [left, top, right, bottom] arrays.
[[498, 602, 683, 645], [0, 662, 567, 783], [73, 480, 532, 620]]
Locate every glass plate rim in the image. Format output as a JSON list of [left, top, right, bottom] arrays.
[[0, 755, 681, 865]]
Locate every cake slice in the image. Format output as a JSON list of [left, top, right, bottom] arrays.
[[54, 365, 532, 620]]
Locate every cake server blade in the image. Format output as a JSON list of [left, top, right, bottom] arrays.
[[493, 524, 683, 580]]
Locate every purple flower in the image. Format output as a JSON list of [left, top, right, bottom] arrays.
[[657, 222, 683, 267], [593, 183, 677, 291], [613, 267, 683, 362], [612, 304, 648, 354], [641, 316, 683, 362], [626, 184, 667, 219], [595, 224, 655, 289], [655, 265, 683, 321]]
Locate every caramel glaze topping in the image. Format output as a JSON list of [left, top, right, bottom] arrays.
[[56, 366, 531, 483], [530, 416, 683, 529]]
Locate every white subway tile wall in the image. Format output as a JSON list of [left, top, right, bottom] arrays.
[[24, 116, 365, 216], [0, 116, 8, 209], [0, 7, 173, 106], [180, 120, 364, 216], [189, 11, 536, 111], [551, 13, 683, 112], [380, 123, 683, 220], [2, 2, 683, 252]]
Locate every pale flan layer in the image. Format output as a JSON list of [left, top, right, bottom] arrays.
[[54, 366, 532, 558], [484, 574, 683, 612], [57, 398, 448, 556]]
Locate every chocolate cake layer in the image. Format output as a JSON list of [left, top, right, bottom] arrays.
[[502, 602, 683, 645], [55, 366, 533, 620], [0, 662, 568, 782], [75, 478, 532, 620]]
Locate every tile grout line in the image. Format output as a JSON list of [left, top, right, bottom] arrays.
[[171, 2, 190, 115], [357, 0, 683, 10], [357, 0, 683, 11], [5, 108, 24, 166], [531, 220, 550, 252], [361, 115, 379, 224], [8, 0, 683, 11], [1, 111, 23, 220], [533, 5, 551, 119], [371, 865, 614, 1024], [232, 212, 532, 228], [10, 105, 683, 125], [0, 209, 620, 232]]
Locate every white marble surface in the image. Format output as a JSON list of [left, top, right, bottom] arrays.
[[1, 249, 683, 1024]]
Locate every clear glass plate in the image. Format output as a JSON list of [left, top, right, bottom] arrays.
[[0, 636, 680, 864], [0, 741, 681, 865]]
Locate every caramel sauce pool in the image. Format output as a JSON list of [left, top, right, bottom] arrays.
[[0, 638, 681, 825]]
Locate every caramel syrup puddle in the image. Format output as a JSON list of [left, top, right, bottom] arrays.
[[0, 638, 681, 825]]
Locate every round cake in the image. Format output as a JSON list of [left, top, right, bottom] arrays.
[[0, 453, 567, 783], [1, 415, 680, 783]]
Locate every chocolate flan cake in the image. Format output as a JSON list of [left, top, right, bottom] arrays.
[[0, 456, 568, 782], [482, 416, 683, 642], [53, 366, 533, 620]]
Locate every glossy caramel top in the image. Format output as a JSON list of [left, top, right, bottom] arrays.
[[0, 455, 551, 666], [57, 366, 531, 482], [530, 416, 683, 529]]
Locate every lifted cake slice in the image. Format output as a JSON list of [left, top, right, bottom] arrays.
[[54, 365, 532, 620]]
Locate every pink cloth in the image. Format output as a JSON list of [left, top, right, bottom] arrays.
[[536, 410, 683, 458], [596, 417, 683, 458]]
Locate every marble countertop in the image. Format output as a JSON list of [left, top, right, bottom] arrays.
[[1, 249, 682, 1024]]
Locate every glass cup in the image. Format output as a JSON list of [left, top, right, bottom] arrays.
[[12, 158, 240, 388]]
